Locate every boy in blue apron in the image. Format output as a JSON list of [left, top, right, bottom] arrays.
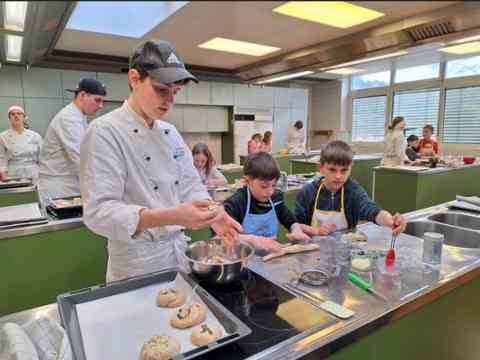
[[295, 140, 406, 236], [223, 152, 311, 251]]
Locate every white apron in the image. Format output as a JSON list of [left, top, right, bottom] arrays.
[[311, 181, 348, 231]]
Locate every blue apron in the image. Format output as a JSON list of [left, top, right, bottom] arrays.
[[242, 187, 279, 237]]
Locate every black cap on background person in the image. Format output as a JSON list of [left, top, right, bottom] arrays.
[[66, 78, 107, 97]]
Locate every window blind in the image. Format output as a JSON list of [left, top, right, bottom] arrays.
[[351, 96, 387, 141]]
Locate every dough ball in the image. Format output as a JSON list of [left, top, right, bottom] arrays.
[[156, 288, 186, 308], [190, 322, 223, 346], [139, 335, 180, 360], [351, 257, 371, 271], [170, 303, 206, 329]]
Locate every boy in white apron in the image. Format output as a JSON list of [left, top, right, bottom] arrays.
[[295, 140, 406, 236]]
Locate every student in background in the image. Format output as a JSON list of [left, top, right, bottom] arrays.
[[248, 133, 263, 155], [382, 116, 408, 166], [259, 131, 273, 153], [192, 143, 227, 187], [419, 124, 439, 156], [406, 134, 421, 162]]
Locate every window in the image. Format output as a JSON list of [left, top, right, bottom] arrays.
[[445, 55, 480, 79], [443, 86, 480, 144], [394, 63, 440, 83], [351, 96, 387, 141], [351, 71, 390, 90], [392, 88, 440, 137]]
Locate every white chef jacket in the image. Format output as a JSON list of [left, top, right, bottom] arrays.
[[0, 128, 43, 182], [80, 101, 209, 282], [286, 127, 306, 154], [382, 129, 407, 166], [38, 103, 87, 201]]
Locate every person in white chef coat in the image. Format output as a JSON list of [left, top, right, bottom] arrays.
[[286, 120, 306, 154], [381, 116, 408, 167], [38, 78, 106, 202], [80, 39, 243, 282], [0, 105, 43, 182]]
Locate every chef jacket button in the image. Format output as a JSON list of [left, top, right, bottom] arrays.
[[133, 129, 139, 133], [164, 130, 170, 135], [146, 156, 151, 161], [174, 180, 179, 185], [154, 186, 159, 191], [173, 155, 177, 159]]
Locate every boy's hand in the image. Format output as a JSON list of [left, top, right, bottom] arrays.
[[251, 236, 282, 252], [286, 223, 311, 242], [313, 222, 337, 236]]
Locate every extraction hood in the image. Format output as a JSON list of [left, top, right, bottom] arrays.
[[238, 2, 480, 83]]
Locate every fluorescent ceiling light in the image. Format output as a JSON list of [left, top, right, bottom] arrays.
[[449, 34, 480, 45], [256, 70, 314, 84], [198, 37, 280, 57], [439, 42, 480, 55], [325, 67, 365, 75], [273, 1, 384, 29], [319, 50, 408, 70], [66, 1, 188, 38], [3, 1, 28, 31], [5, 34, 23, 62]]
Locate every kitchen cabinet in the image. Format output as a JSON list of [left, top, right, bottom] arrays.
[[23, 98, 64, 136], [0, 97, 24, 132], [186, 81, 210, 105], [211, 82, 233, 105], [207, 107, 228, 132], [250, 85, 274, 107], [61, 70, 96, 99], [233, 84, 251, 107], [0, 66, 23, 97], [166, 106, 184, 132], [96, 72, 129, 101], [274, 87, 291, 108], [183, 105, 208, 132], [22, 68, 62, 99], [273, 107, 291, 152]]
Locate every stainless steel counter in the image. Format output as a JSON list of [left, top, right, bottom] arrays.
[[373, 163, 480, 175], [2, 201, 480, 359], [0, 215, 84, 240]]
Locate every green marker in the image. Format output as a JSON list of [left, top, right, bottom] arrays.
[[348, 272, 388, 302]]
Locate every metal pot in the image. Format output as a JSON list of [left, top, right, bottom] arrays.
[[184, 240, 254, 285]]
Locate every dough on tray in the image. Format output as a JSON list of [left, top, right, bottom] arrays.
[[190, 322, 223, 346], [170, 303, 206, 329], [156, 288, 186, 308], [139, 335, 181, 360]]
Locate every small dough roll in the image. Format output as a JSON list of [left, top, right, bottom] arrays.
[[170, 303, 206, 329], [190, 322, 223, 346], [139, 335, 180, 360], [156, 288, 186, 308]]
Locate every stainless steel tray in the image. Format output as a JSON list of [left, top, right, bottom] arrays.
[[0, 177, 32, 189], [57, 269, 251, 360]]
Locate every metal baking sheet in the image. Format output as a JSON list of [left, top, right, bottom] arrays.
[[57, 270, 251, 360], [0, 177, 32, 189]]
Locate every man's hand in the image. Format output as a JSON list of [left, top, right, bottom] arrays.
[[210, 207, 243, 247], [175, 200, 218, 229]]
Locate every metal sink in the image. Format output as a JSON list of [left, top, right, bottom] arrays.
[[404, 221, 480, 248], [428, 212, 480, 231]]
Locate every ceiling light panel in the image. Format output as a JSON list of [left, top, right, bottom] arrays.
[[273, 1, 384, 29], [449, 34, 480, 45], [66, 1, 188, 38], [5, 34, 23, 62], [439, 42, 480, 55], [256, 70, 314, 84], [325, 67, 365, 75], [198, 37, 281, 57], [3, 1, 28, 31]]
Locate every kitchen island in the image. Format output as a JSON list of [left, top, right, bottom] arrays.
[[372, 164, 480, 214], [3, 201, 480, 359], [291, 154, 382, 197]]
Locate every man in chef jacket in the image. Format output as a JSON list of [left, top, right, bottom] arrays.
[[286, 120, 306, 154], [38, 78, 106, 202], [79, 39, 242, 282]]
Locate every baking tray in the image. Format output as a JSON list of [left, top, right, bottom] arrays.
[[46, 196, 83, 219], [57, 269, 251, 360], [0, 177, 33, 189]]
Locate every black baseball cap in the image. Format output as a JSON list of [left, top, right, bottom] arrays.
[[66, 78, 107, 96], [130, 39, 198, 84]]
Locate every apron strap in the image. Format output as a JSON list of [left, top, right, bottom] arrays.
[[313, 180, 345, 214]]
